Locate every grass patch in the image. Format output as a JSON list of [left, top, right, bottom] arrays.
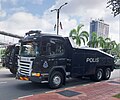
[[0, 64, 3, 69], [113, 93, 120, 99], [114, 66, 120, 69], [114, 65, 120, 69]]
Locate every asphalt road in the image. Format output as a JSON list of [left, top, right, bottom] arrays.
[[0, 68, 120, 100]]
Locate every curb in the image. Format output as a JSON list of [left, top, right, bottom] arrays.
[[17, 78, 120, 100]]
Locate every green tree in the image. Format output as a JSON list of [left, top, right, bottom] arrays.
[[104, 38, 117, 49], [102, 38, 118, 54], [110, 41, 117, 49], [69, 24, 89, 46], [87, 31, 118, 56], [87, 33, 116, 48], [0, 48, 6, 58], [114, 43, 120, 57], [107, 0, 120, 17], [107, 40, 117, 55]]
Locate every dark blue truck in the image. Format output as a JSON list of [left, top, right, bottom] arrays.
[[2, 44, 19, 74], [16, 31, 114, 88]]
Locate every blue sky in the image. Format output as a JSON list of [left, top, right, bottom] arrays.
[[1, 0, 55, 18], [0, 0, 119, 43]]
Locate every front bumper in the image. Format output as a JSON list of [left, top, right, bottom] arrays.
[[16, 72, 48, 83]]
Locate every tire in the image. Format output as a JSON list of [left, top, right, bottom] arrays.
[[2, 63, 5, 67], [49, 71, 64, 89], [90, 68, 103, 81], [10, 68, 17, 74], [103, 68, 111, 80]]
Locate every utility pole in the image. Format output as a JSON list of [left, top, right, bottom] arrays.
[[51, 2, 68, 35], [0, 0, 1, 10], [118, 14, 120, 43]]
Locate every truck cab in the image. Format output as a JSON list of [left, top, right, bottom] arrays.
[[17, 31, 67, 88], [16, 30, 114, 88]]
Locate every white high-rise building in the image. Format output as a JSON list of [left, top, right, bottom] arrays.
[[90, 19, 109, 40]]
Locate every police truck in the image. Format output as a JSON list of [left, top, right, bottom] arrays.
[[16, 31, 114, 88], [2, 44, 19, 74]]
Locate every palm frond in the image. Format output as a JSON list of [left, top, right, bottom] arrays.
[[69, 29, 77, 37], [105, 38, 111, 42], [81, 31, 89, 41], [80, 37, 86, 45], [77, 24, 84, 33]]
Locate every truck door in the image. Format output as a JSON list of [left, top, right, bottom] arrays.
[[40, 37, 66, 73]]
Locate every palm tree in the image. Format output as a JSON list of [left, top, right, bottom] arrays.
[[98, 36, 105, 48], [87, 32, 98, 48], [104, 38, 116, 49], [69, 24, 89, 46], [104, 37, 111, 49], [110, 41, 117, 49], [87, 31, 118, 56], [102, 38, 118, 54], [106, 40, 117, 55], [114, 43, 120, 58]]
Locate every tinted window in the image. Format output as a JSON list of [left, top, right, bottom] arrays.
[[41, 38, 64, 56]]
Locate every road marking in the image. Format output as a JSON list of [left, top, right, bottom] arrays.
[[64, 86, 76, 90], [83, 84, 90, 86], [18, 95, 33, 99], [0, 81, 7, 84], [45, 90, 56, 93], [0, 78, 15, 81]]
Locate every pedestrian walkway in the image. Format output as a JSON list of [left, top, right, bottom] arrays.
[[18, 78, 120, 100], [0, 67, 7, 71]]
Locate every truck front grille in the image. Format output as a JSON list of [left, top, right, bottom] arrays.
[[18, 57, 34, 76]]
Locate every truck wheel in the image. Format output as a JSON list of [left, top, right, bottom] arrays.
[[103, 68, 111, 80], [10, 68, 17, 74], [49, 71, 63, 89], [90, 68, 103, 81]]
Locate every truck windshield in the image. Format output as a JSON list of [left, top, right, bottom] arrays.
[[20, 42, 39, 57]]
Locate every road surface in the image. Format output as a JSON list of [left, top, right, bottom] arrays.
[[0, 68, 120, 100]]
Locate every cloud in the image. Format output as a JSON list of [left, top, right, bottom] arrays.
[[2, 0, 17, 5], [0, 12, 53, 36], [2, 0, 44, 6], [0, 10, 6, 17], [0, 0, 119, 43], [48, 0, 119, 42], [42, 8, 78, 36], [58, 14, 77, 36], [10, 0, 17, 5], [0, 11, 78, 37], [10, 7, 26, 12], [50, 0, 106, 16], [32, 0, 44, 5]]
